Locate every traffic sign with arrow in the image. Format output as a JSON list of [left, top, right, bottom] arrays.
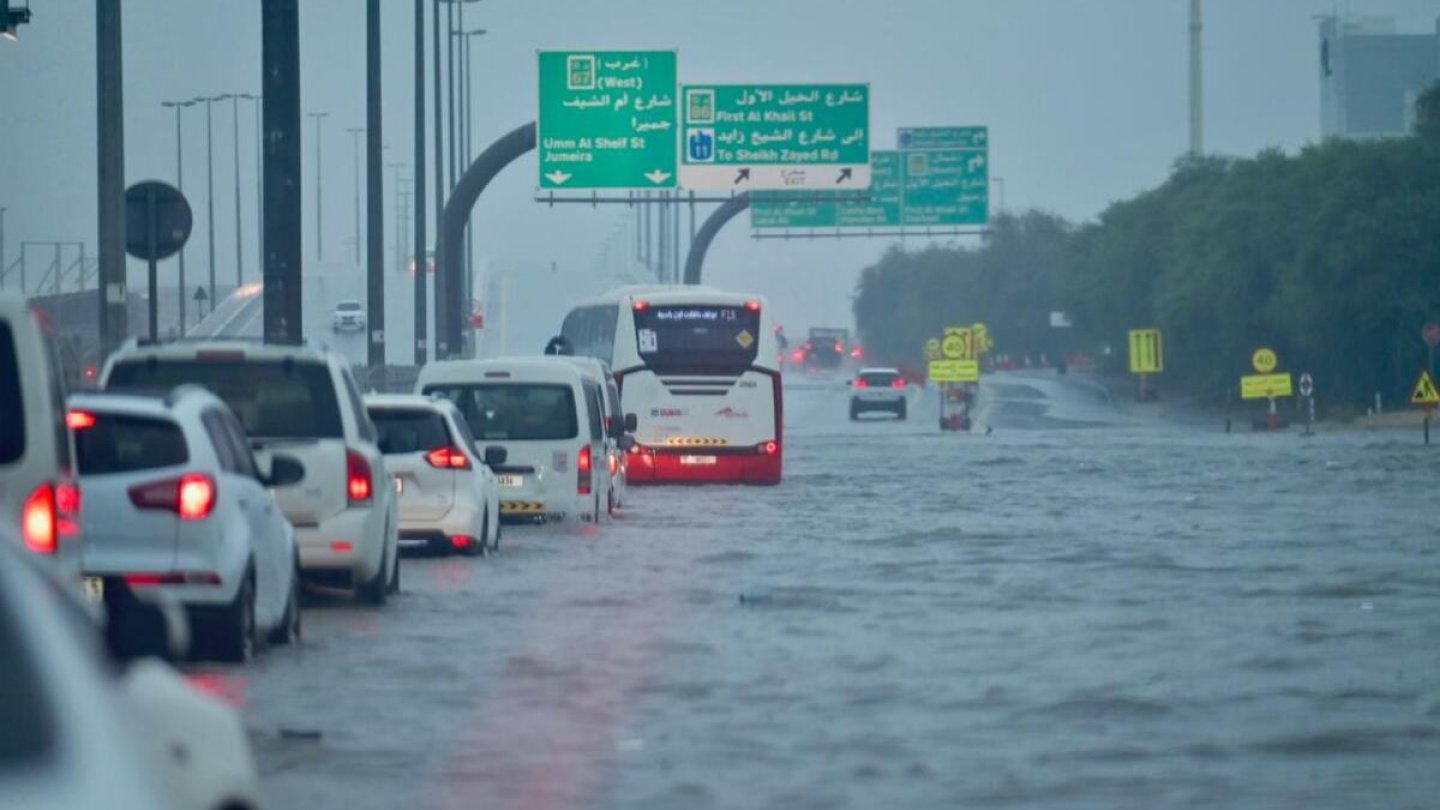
[[537, 51, 678, 189]]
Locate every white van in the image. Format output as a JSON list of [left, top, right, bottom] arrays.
[[0, 294, 81, 574], [416, 357, 613, 524], [558, 355, 630, 515]]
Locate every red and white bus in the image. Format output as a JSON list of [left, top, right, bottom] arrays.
[[560, 286, 783, 485]]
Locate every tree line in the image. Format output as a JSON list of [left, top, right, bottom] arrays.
[[853, 85, 1440, 411]]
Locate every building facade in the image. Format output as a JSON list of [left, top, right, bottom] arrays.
[[1319, 16, 1439, 139]]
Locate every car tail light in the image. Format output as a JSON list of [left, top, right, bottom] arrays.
[[850, 347, 865, 359], [755, 441, 779, 456], [577, 445, 592, 496], [853, 379, 868, 388], [425, 446, 471, 470], [833, 340, 843, 352], [791, 350, 805, 363], [22, 484, 57, 554], [450, 535, 475, 550], [66, 410, 97, 430], [129, 473, 217, 521], [891, 378, 906, 388], [347, 450, 373, 504]]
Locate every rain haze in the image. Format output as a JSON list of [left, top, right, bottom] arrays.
[[4, 0, 1438, 346]]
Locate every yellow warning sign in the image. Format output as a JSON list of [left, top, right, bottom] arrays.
[[942, 327, 975, 360], [1128, 329, 1163, 374], [929, 359, 979, 383], [1251, 347, 1277, 374], [972, 323, 992, 354], [924, 338, 941, 360], [735, 330, 754, 349], [1409, 369, 1440, 407], [1240, 372, 1293, 400]]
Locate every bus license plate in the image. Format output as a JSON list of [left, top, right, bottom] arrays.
[[83, 577, 105, 605], [497, 474, 524, 488], [680, 455, 717, 466]]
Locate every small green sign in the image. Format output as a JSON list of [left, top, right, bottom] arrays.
[[898, 126, 988, 150], [537, 50, 677, 189], [836, 150, 901, 227], [680, 84, 870, 190], [900, 147, 988, 226]]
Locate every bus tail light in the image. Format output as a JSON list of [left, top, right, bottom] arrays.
[[756, 441, 779, 456], [744, 299, 761, 312], [632, 299, 650, 312]]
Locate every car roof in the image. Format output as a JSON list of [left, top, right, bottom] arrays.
[[107, 338, 338, 365], [858, 367, 901, 375], [69, 387, 225, 419], [363, 393, 457, 413], [418, 356, 589, 386]]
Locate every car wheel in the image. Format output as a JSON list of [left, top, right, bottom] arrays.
[[359, 545, 389, 606], [490, 512, 502, 552], [268, 561, 302, 646], [849, 401, 860, 421], [897, 400, 907, 420], [387, 537, 401, 593], [217, 571, 256, 663], [608, 488, 617, 517], [467, 512, 487, 557]]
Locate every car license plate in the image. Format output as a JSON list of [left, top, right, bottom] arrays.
[[498, 474, 524, 488], [83, 576, 105, 605], [680, 455, 717, 466], [393, 476, 405, 494]]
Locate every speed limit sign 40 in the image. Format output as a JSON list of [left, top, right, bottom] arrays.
[[1299, 372, 1314, 398]]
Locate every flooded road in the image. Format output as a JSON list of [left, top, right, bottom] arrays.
[[228, 371, 1440, 809]]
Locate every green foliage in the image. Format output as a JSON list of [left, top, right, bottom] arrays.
[[853, 131, 1440, 407]]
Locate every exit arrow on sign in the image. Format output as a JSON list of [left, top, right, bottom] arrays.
[[644, 170, 671, 185], [734, 168, 751, 185], [544, 171, 573, 186], [836, 168, 853, 184]]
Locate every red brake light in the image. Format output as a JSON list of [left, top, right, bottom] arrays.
[[792, 350, 805, 362], [129, 473, 216, 520], [67, 410, 97, 430], [891, 378, 906, 389], [833, 340, 842, 351], [853, 379, 868, 388], [577, 445, 592, 495], [757, 441, 779, 455], [425, 446, 471, 470], [851, 347, 865, 359], [347, 450, 373, 504], [633, 299, 650, 312], [22, 484, 57, 554], [745, 300, 761, 312]]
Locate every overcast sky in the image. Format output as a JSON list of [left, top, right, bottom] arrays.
[[3, 0, 1439, 337]]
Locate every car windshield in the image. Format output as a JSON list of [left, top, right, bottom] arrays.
[[423, 383, 577, 441], [369, 408, 451, 454], [0, 322, 23, 465], [74, 412, 188, 474], [106, 359, 343, 439], [337, 302, 361, 311]]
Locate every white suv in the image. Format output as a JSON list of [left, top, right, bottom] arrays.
[[366, 394, 502, 555], [99, 340, 400, 604], [69, 388, 304, 662], [850, 367, 909, 420], [332, 300, 366, 333], [0, 294, 81, 574]]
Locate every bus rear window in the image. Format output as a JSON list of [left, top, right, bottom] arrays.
[[0, 323, 23, 464], [633, 305, 760, 372], [423, 384, 578, 441]]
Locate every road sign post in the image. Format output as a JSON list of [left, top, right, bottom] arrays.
[[1299, 372, 1315, 436], [1408, 368, 1440, 445], [124, 181, 193, 340], [537, 51, 678, 189], [680, 84, 870, 190], [1422, 322, 1439, 380]]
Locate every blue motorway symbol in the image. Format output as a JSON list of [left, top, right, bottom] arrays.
[[687, 129, 715, 163]]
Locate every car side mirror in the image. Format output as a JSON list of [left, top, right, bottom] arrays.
[[624, 413, 638, 433], [483, 446, 508, 467], [263, 453, 306, 488], [617, 434, 636, 452]]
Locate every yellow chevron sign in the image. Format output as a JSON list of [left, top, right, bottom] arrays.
[[500, 501, 545, 515], [663, 436, 729, 447], [1128, 329, 1163, 374]]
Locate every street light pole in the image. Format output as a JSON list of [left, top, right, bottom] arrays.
[[346, 126, 365, 265], [242, 94, 263, 277], [308, 111, 329, 263], [192, 95, 221, 304], [414, 0, 429, 365], [162, 99, 196, 331], [217, 94, 252, 287]]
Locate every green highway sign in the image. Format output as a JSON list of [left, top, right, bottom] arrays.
[[900, 147, 988, 226], [680, 84, 870, 190], [537, 50, 677, 189], [749, 193, 838, 228], [836, 150, 900, 226], [898, 126, 988, 150]]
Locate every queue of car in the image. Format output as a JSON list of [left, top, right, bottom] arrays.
[[1, 290, 641, 810]]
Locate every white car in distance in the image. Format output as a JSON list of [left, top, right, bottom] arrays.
[[332, 300, 366, 333], [69, 388, 305, 662], [366, 394, 503, 556], [850, 367, 910, 420]]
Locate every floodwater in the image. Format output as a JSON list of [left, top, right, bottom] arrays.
[[221, 370, 1440, 809]]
